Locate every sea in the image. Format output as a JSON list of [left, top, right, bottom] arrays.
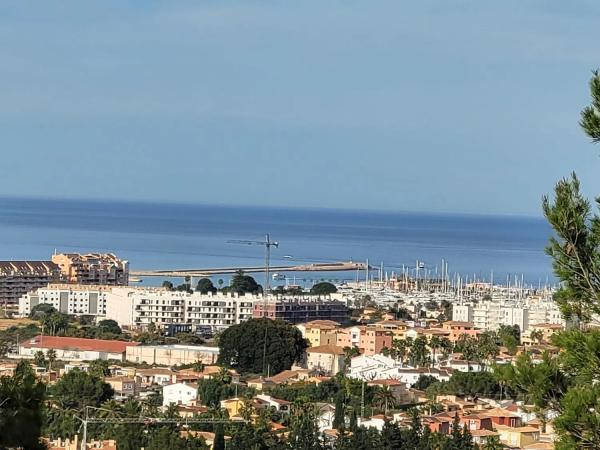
[[0, 197, 556, 288]]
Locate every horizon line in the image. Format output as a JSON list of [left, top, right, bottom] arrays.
[[0, 194, 547, 221]]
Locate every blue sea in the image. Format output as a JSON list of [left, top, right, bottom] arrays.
[[0, 197, 555, 287]]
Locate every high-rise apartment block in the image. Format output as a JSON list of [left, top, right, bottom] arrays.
[[19, 284, 111, 317], [51, 253, 129, 286], [0, 261, 61, 306]]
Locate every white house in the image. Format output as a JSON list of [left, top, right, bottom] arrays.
[[349, 354, 398, 381], [359, 415, 388, 431], [306, 345, 346, 375], [446, 359, 484, 373], [316, 403, 336, 431], [162, 382, 198, 406]]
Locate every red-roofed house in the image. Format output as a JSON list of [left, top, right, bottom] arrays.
[[19, 336, 139, 361], [482, 407, 522, 428]]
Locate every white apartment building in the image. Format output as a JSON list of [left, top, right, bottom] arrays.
[[104, 288, 255, 332], [453, 299, 564, 332], [19, 284, 111, 317], [451, 305, 473, 323]]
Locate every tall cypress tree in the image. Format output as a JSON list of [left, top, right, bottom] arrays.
[[213, 424, 225, 450], [333, 392, 346, 429]]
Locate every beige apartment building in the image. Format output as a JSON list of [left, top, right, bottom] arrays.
[[0, 261, 61, 306], [52, 253, 129, 285]]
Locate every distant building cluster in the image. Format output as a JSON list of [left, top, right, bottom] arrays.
[[0, 253, 128, 307], [19, 285, 348, 333], [452, 297, 565, 332]]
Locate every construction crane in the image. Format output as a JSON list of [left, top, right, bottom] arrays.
[[76, 407, 246, 450], [227, 234, 279, 293]]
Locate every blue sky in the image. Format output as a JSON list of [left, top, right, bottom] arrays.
[[1, 1, 599, 216]]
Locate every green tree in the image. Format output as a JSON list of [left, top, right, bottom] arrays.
[[46, 348, 57, 370], [310, 282, 338, 295], [343, 346, 360, 369], [196, 278, 217, 294], [580, 70, 600, 143], [392, 338, 410, 365], [413, 374, 438, 391], [0, 361, 46, 450], [50, 369, 114, 411], [213, 424, 226, 450], [162, 280, 174, 290], [218, 318, 307, 374], [429, 335, 441, 367], [530, 329, 544, 344], [381, 418, 403, 450], [228, 271, 262, 294], [89, 359, 110, 377], [482, 435, 503, 450], [493, 352, 567, 429], [498, 325, 520, 352], [333, 391, 346, 429], [373, 385, 396, 414], [33, 350, 46, 368], [409, 336, 430, 368], [287, 404, 324, 450], [98, 319, 122, 335]]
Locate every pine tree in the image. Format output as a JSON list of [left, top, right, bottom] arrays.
[[404, 409, 422, 449], [580, 70, 600, 143], [287, 405, 324, 450], [381, 418, 403, 450]]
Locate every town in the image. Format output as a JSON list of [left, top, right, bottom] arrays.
[[0, 252, 567, 449]]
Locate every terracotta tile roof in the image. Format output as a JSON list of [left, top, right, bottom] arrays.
[[307, 344, 345, 355], [269, 369, 301, 383], [22, 336, 139, 354], [368, 379, 405, 386], [524, 443, 554, 450], [470, 429, 498, 437], [481, 407, 520, 418]]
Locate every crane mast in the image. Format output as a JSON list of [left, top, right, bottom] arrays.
[[227, 234, 279, 294]]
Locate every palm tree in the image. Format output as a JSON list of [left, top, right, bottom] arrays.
[[439, 337, 453, 361], [373, 386, 396, 415], [97, 399, 122, 439], [392, 338, 410, 366], [122, 399, 142, 418], [99, 399, 122, 418], [240, 397, 255, 421], [530, 329, 544, 345], [46, 349, 57, 371], [215, 367, 231, 384], [409, 336, 430, 368], [162, 403, 180, 419], [33, 350, 46, 368], [193, 360, 205, 373], [429, 336, 441, 367]]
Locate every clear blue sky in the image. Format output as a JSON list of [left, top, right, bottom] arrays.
[[1, 1, 599, 216]]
